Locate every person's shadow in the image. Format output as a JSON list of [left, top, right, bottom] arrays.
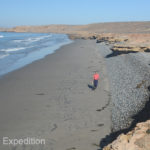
[[88, 84, 95, 90]]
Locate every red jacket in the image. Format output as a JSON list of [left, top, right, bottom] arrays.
[[93, 73, 99, 80]]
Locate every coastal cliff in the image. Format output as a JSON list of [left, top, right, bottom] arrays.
[[103, 120, 150, 150]]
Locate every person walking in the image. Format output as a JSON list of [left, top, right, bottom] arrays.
[[93, 71, 99, 90]]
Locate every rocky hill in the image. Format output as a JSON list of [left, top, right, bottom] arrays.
[[2, 21, 150, 34]]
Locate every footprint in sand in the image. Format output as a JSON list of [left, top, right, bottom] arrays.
[[51, 123, 58, 132], [87, 65, 96, 69], [45, 104, 51, 108]]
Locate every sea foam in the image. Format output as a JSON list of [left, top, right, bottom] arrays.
[[0, 32, 72, 76], [14, 35, 52, 44], [1, 47, 26, 52]]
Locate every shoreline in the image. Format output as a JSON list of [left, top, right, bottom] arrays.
[[0, 39, 111, 150], [0, 32, 72, 77]]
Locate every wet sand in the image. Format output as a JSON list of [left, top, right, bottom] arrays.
[[0, 39, 111, 150]]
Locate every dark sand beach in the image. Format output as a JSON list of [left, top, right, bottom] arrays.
[[0, 39, 111, 150]]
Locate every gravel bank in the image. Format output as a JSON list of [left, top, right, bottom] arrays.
[[97, 42, 150, 132]]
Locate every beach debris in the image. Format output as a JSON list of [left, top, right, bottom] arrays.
[[36, 93, 45, 95], [96, 108, 104, 111], [91, 129, 98, 132], [66, 147, 76, 150], [97, 123, 104, 127], [96, 99, 110, 112], [92, 143, 99, 147]]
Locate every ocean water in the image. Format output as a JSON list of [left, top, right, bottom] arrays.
[[0, 32, 72, 76]]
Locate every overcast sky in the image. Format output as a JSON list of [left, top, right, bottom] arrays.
[[0, 0, 150, 27]]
